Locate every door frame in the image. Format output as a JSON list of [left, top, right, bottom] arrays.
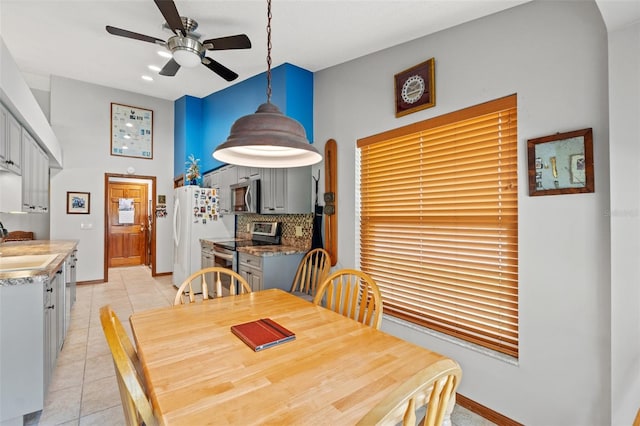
[[104, 173, 157, 282]]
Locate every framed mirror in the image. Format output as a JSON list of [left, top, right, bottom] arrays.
[[527, 128, 594, 196]]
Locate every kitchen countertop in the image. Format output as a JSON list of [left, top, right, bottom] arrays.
[[0, 240, 78, 284], [200, 238, 309, 257], [237, 244, 307, 257]]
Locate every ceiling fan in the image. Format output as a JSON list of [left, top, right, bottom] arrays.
[[106, 0, 251, 81]]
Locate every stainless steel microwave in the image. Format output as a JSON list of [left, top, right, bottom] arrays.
[[230, 180, 260, 214]]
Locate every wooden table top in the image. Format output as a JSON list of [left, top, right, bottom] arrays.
[[129, 289, 450, 425]]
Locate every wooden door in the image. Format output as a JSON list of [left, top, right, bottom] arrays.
[[108, 182, 148, 267]]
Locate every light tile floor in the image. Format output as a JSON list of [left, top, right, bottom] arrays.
[[25, 265, 494, 426]]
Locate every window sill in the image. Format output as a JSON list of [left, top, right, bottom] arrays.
[[382, 314, 519, 366]]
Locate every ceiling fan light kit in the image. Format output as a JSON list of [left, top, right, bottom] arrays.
[[214, 0, 322, 168], [168, 36, 204, 67]]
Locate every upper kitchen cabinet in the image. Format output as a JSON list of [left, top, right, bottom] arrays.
[[0, 102, 23, 174], [218, 165, 237, 215], [261, 167, 312, 214], [236, 166, 260, 182], [21, 129, 49, 212], [0, 106, 50, 213]]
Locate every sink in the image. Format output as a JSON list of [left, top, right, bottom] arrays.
[[0, 254, 59, 272]]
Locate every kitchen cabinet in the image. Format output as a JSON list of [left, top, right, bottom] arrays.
[[236, 165, 260, 182], [261, 166, 312, 214], [64, 250, 77, 335], [22, 128, 50, 213], [0, 253, 74, 424], [44, 265, 64, 394], [0, 102, 22, 174], [238, 251, 303, 292], [0, 103, 8, 167], [0, 275, 57, 423], [218, 165, 237, 215], [203, 169, 218, 189], [238, 252, 263, 291]]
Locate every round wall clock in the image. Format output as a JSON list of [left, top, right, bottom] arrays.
[[394, 58, 435, 117]]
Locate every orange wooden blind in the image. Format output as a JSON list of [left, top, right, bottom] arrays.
[[357, 95, 518, 357]]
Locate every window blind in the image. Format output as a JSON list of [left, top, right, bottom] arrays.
[[357, 95, 518, 357]]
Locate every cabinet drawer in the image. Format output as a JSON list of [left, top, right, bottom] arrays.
[[238, 252, 262, 270]]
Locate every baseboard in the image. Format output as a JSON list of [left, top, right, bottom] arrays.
[[77, 279, 104, 285], [154, 271, 172, 277], [456, 393, 522, 426]]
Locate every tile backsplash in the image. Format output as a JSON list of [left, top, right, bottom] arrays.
[[236, 213, 315, 250]]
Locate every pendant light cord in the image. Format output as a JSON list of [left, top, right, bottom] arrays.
[[266, 0, 273, 104]]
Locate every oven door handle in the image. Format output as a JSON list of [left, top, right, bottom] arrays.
[[212, 250, 234, 261]]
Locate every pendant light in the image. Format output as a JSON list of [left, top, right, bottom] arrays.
[[213, 0, 322, 168]]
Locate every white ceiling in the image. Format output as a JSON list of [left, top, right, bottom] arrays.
[[1, 0, 638, 102]]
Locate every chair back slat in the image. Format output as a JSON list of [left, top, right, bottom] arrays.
[[174, 267, 251, 305], [313, 269, 383, 329], [289, 248, 331, 299], [357, 358, 462, 426], [100, 305, 158, 426]]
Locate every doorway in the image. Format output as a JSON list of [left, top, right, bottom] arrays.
[[104, 173, 157, 282]]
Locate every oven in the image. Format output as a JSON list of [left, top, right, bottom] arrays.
[[202, 244, 237, 296], [210, 221, 282, 295]]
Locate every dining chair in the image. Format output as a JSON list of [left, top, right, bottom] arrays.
[[357, 358, 462, 426], [312, 268, 383, 329], [289, 248, 331, 301], [99, 305, 157, 426], [174, 267, 252, 305]]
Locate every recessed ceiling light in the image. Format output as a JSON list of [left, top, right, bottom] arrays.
[[158, 50, 172, 59], [141, 75, 153, 81], [148, 65, 161, 72]]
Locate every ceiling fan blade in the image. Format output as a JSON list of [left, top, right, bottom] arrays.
[[202, 57, 238, 82], [203, 34, 252, 51], [159, 59, 180, 76], [153, 0, 186, 36], [106, 26, 165, 45]]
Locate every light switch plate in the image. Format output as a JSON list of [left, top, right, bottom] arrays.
[[295, 226, 303, 237]]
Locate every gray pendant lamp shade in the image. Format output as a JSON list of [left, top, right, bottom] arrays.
[[213, 102, 322, 168], [213, 0, 322, 168]]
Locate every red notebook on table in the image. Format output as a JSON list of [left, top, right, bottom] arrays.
[[231, 318, 296, 352]]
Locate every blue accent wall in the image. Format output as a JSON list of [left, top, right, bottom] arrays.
[[174, 95, 203, 178], [174, 63, 314, 177]]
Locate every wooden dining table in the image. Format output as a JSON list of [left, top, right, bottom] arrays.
[[129, 289, 453, 425]]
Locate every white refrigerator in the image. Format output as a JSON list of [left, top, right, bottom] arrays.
[[173, 186, 233, 286]]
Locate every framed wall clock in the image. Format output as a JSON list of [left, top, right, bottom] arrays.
[[394, 58, 435, 117]]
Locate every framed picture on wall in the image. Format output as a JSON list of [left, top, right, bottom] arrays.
[[110, 102, 153, 159], [527, 128, 594, 196], [67, 192, 90, 214]]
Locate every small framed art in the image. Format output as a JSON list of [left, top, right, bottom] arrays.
[[527, 128, 594, 196], [394, 58, 435, 117], [67, 192, 90, 214], [110, 102, 153, 159]]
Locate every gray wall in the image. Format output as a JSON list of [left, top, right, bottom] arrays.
[[609, 19, 640, 425], [313, 1, 611, 424], [49, 76, 174, 282]]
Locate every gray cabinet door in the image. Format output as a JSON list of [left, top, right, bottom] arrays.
[[0, 282, 45, 422]]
